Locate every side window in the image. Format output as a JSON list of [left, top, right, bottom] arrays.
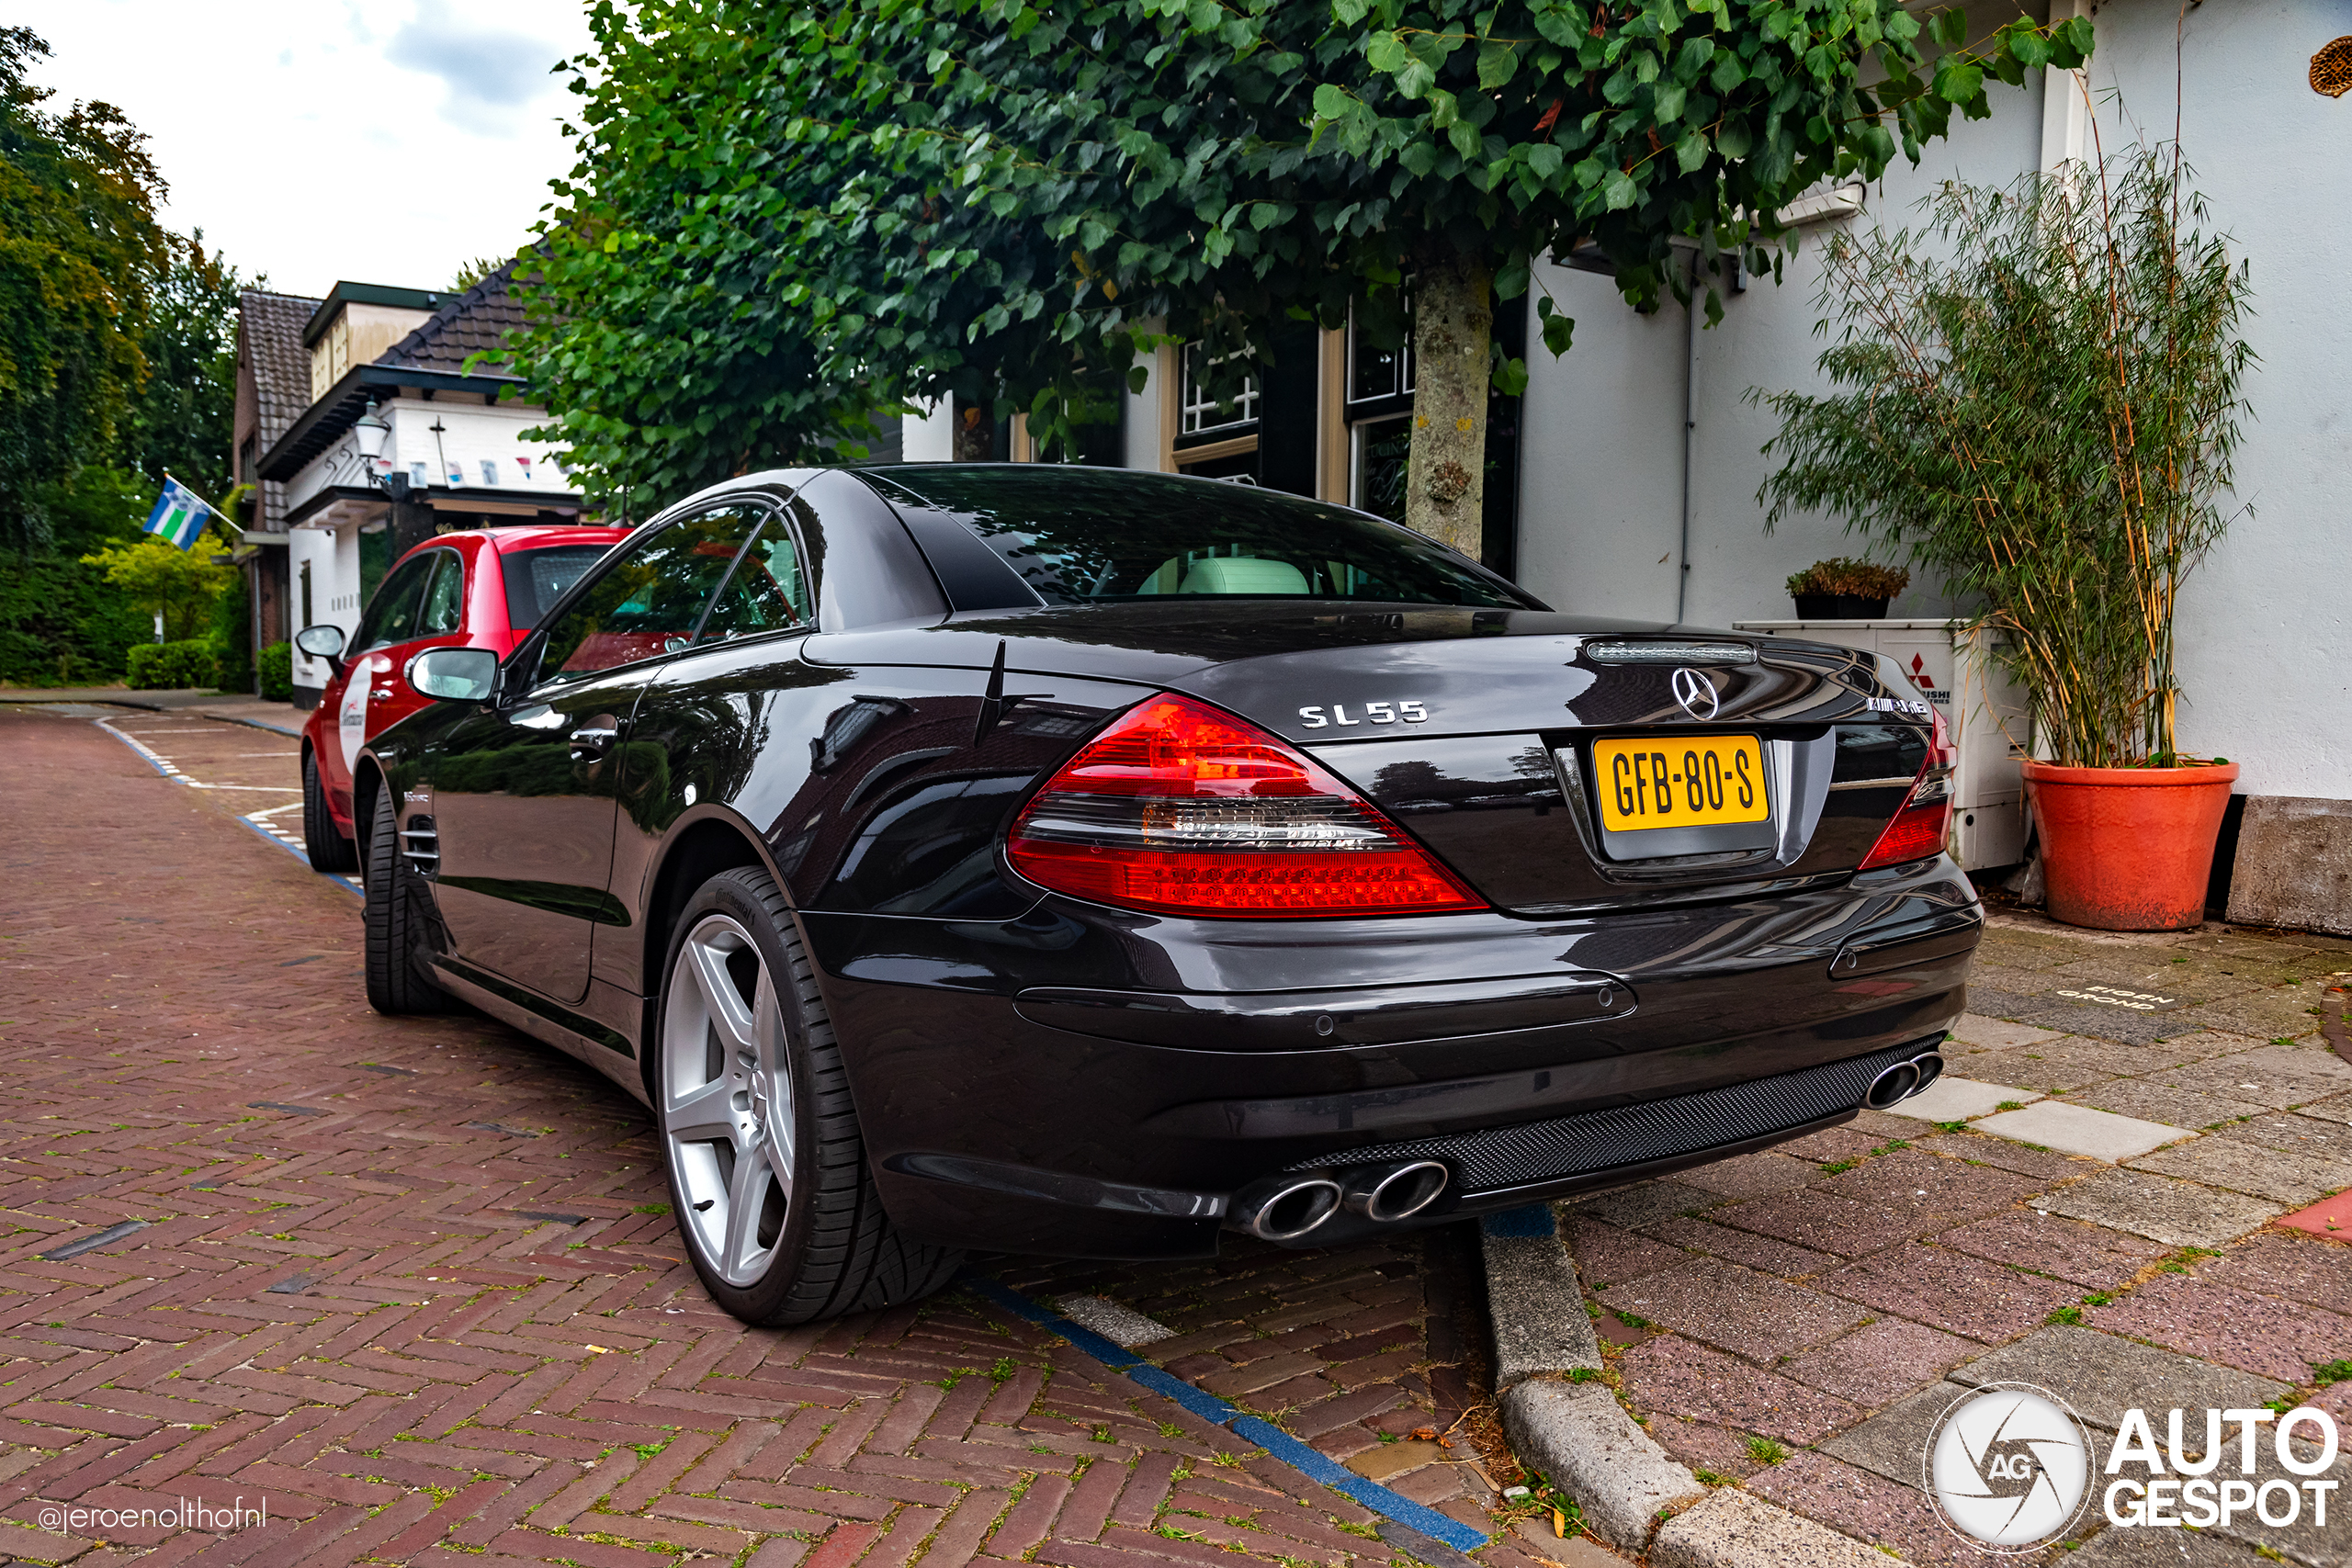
[[416, 550, 465, 637], [351, 554, 435, 654], [695, 517, 812, 644], [530, 504, 766, 688]]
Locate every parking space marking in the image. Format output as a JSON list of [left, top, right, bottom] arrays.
[[93, 715, 360, 896], [966, 1273, 1493, 1555]]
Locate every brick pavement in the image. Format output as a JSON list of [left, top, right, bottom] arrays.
[[1560, 914, 2352, 1564], [0, 708, 1577, 1568]]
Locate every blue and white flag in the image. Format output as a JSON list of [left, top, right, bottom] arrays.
[[141, 477, 212, 550]]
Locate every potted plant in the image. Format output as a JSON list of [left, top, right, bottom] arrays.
[[1757, 147, 2252, 931], [1785, 558, 1910, 619]]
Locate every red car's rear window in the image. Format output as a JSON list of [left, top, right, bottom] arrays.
[[501, 544, 613, 631]]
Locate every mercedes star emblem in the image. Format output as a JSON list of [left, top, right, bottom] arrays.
[[1671, 667, 1721, 720]]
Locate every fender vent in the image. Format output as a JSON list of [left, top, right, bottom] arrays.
[[1295, 1036, 1939, 1194], [399, 816, 439, 878]]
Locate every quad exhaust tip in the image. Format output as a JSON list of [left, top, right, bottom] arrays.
[[1863, 1050, 1947, 1111], [1230, 1159, 1453, 1242]]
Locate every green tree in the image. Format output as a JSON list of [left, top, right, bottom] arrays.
[[80, 525, 234, 642], [515, 0, 2088, 551], [0, 26, 170, 550], [119, 231, 244, 502]]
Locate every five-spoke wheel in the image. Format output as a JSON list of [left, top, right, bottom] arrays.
[[662, 912, 797, 1288]]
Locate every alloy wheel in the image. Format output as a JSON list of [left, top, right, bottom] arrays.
[[662, 913, 796, 1288]]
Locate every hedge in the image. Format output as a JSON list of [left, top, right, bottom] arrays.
[[256, 641, 292, 702], [126, 639, 217, 690]]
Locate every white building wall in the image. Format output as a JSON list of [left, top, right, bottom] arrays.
[[1516, 0, 2349, 802]]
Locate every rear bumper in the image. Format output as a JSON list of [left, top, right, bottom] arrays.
[[799, 857, 1979, 1258]]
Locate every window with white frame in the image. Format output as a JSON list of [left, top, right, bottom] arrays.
[[1179, 343, 1260, 435]]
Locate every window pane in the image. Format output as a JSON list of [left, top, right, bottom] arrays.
[[501, 544, 610, 631], [867, 468, 1533, 608], [417, 551, 465, 636], [535, 507, 763, 685], [1180, 343, 1260, 435], [352, 555, 435, 653], [1348, 299, 1415, 404], [1351, 418, 1412, 524], [696, 521, 810, 644]]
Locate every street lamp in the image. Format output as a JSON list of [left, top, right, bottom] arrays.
[[353, 400, 390, 465], [351, 399, 413, 500]]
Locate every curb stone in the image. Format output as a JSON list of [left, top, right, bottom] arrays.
[[1648, 1490, 1898, 1568], [1499, 1379, 1703, 1551], [1481, 1205, 1600, 1386], [1480, 1201, 1906, 1562]]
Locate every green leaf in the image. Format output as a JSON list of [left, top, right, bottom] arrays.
[[1603, 168, 1638, 209], [2007, 27, 2052, 70], [1675, 130, 1708, 172], [1478, 41, 1518, 89], [1491, 355, 1529, 396], [1540, 310, 1577, 355], [1652, 81, 1686, 123], [1933, 55, 1984, 104]]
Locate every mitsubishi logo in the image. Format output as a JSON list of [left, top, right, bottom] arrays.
[[1671, 667, 1720, 721]]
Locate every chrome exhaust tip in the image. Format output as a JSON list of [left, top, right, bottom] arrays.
[[1230, 1175, 1344, 1242], [1342, 1160, 1449, 1224], [1863, 1060, 1923, 1111], [1909, 1051, 1946, 1093]]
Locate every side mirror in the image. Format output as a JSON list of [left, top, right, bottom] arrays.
[[294, 624, 345, 659], [407, 646, 500, 703], [295, 623, 345, 680]]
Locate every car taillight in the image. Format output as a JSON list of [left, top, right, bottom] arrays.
[[1004, 693, 1486, 918], [1858, 706, 1956, 871]]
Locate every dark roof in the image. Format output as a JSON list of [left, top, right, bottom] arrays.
[[300, 281, 456, 347], [240, 289, 321, 453], [379, 261, 524, 377], [258, 265, 538, 484]]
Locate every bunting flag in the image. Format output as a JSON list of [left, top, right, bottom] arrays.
[[141, 477, 212, 550]]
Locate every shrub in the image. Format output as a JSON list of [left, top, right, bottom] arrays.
[[209, 575, 253, 693], [256, 640, 292, 702], [125, 638, 217, 690], [1785, 558, 1909, 600]]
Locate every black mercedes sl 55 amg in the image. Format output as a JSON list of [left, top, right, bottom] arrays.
[[340, 464, 1977, 1325]]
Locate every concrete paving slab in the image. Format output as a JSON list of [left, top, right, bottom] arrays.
[[1817, 1380, 1954, 1488], [1973, 1100, 2188, 1161], [1944, 1324, 2292, 1434], [1947, 1014, 2067, 1050], [2031, 1166, 2286, 1247], [2128, 1135, 2352, 1207], [1647, 1488, 1893, 1568], [1566, 1179, 1724, 1233], [1882, 1076, 2040, 1122], [1967, 1037, 2181, 1092], [1600, 1260, 1868, 1362], [2074, 1077, 2264, 1130]]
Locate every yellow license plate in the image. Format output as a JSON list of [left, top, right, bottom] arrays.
[[1594, 735, 1769, 831]]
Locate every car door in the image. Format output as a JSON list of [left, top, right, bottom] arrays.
[[361, 547, 472, 743], [327, 550, 437, 813], [420, 502, 772, 1004]]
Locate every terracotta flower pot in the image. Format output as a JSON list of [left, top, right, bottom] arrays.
[[2021, 759, 2240, 931]]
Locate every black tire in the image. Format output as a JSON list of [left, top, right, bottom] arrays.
[[364, 787, 457, 1015], [303, 751, 359, 874], [655, 865, 961, 1325]]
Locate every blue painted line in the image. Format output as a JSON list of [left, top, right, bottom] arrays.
[[961, 1272, 1491, 1554], [232, 815, 362, 895], [1480, 1203, 1555, 1238]]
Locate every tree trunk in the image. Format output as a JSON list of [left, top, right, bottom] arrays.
[[953, 398, 995, 462], [1402, 245, 1492, 558]]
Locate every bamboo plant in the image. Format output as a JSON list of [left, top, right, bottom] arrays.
[[1755, 147, 2252, 767]]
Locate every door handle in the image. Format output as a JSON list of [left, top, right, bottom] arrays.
[[570, 724, 621, 761], [371, 688, 394, 703]]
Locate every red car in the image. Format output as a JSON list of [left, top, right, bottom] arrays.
[[295, 525, 630, 872]]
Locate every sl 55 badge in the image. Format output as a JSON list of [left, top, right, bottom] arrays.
[[1298, 702, 1430, 729]]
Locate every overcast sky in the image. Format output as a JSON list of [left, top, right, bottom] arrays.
[[21, 0, 595, 300]]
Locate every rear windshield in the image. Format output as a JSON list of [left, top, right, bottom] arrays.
[[501, 543, 612, 631], [866, 467, 1538, 608]]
